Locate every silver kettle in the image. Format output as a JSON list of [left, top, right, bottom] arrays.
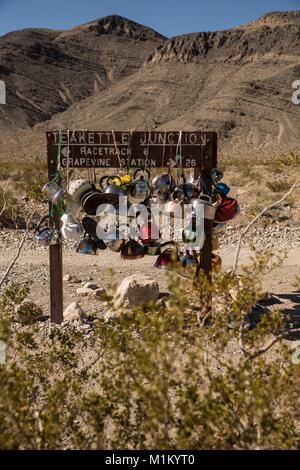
[[35, 216, 60, 247], [128, 169, 150, 205], [99, 175, 125, 204]]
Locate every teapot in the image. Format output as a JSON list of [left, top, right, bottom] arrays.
[[103, 226, 125, 252], [177, 254, 199, 279], [128, 169, 150, 205], [42, 182, 65, 205], [154, 243, 180, 271], [99, 175, 126, 204], [35, 216, 60, 247], [76, 236, 101, 255], [190, 194, 218, 221], [81, 185, 108, 216], [60, 213, 84, 240], [151, 173, 176, 200], [121, 239, 145, 260], [67, 179, 93, 203], [182, 216, 206, 249]]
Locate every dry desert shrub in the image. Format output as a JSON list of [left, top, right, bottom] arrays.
[[0, 252, 300, 450]]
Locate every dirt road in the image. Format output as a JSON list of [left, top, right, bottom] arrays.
[[0, 243, 299, 321]]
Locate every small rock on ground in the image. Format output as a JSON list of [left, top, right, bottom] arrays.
[[113, 274, 159, 309], [63, 302, 85, 322]]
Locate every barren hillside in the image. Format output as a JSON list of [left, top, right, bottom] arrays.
[[47, 11, 300, 156], [0, 15, 166, 129], [1, 12, 300, 158]]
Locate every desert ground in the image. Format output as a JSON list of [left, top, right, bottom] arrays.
[[1, 225, 299, 327]]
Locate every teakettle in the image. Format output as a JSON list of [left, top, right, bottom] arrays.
[[128, 169, 150, 205], [81, 216, 107, 250], [121, 239, 145, 260], [143, 240, 174, 256], [61, 213, 84, 240], [182, 217, 206, 249], [172, 182, 199, 202], [139, 222, 160, 244], [35, 216, 60, 247], [215, 182, 230, 197], [99, 175, 125, 204], [190, 194, 218, 221], [152, 173, 176, 199], [81, 185, 108, 216], [177, 254, 199, 279], [143, 241, 161, 256], [67, 179, 93, 203], [42, 182, 65, 205], [162, 199, 184, 219], [76, 236, 100, 255], [154, 243, 180, 271], [103, 227, 125, 252], [214, 197, 240, 223]]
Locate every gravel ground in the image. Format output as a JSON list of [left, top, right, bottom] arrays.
[[1, 206, 300, 333]]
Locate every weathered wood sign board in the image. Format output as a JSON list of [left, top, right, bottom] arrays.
[[47, 131, 217, 169], [46, 130, 217, 324], [131, 131, 215, 169]]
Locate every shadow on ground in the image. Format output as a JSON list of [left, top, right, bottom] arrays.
[[249, 291, 300, 340]]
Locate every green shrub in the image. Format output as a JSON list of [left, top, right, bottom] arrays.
[[0, 254, 299, 450]]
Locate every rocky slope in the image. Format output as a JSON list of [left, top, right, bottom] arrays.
[[44, 11, 300, 156], [0, 15, 165, 129], [1, 12, 300, 157]]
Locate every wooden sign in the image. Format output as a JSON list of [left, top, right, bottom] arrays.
[[47, 130, 131, 168], [131, 131, 216, 169], [47, 130, 216, 169], [46, 129, 217, 324]]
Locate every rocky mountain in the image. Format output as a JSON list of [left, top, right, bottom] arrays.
[[0, 15, 165, 129], [1, 12, 300, 157]]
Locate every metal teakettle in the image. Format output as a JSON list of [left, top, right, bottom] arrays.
[[182, 216, 206, 249], [190, 194, 218, 221], [121, 239, 145, 260], [128, 169, 150, 205], [103, 226, 125, 252], [76, 236, 100, 255], [99, 175, 126, 204], [42, 181, 65, 205], [35, 216, 60, 247], [177, 253, 199, 279], [151, 173, 176, 200]]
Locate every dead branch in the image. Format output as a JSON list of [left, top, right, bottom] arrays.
[[0, 179, 12, 218], [233, 178, 300, 273], [0, 209, 36, 290], [242, 327, 300, 362]]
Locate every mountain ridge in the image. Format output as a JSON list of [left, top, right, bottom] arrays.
[[1, 11, 300, 157], [0, 15, 165, 129]]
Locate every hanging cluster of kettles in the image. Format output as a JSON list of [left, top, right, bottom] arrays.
[[36, 167, 240, 278]]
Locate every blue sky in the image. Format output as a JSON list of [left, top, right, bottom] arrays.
[[0, 0, 300, 37]]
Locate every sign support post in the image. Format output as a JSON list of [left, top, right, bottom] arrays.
[[47, 135, 63, 324]]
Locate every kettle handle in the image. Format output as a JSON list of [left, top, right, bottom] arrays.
[[36, 215, 50, 233], [99, 175, 119, 190], [199, 193, 212, 203], [133, 168, 150, 180], [160, 240, 179, 252]]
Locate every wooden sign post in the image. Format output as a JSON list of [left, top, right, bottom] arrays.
[[46, 130, 217, 323]]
